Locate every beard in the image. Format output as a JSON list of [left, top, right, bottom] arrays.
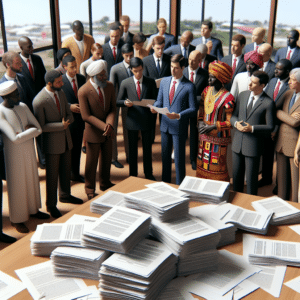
[[52, 86, 62, 92], [7, 97, 20, 107], [94, 76, 107, 88]]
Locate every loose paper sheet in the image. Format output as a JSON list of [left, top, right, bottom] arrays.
[[0, 270, 25, 300]]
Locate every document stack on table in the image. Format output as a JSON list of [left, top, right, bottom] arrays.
[[178, 176, 230, 204], [189, 204, 237, 247], [124, 188, 189, 221], [50, 246, 110, 280], [145, 182, 188, 197], [150, 215, 221, 276], [30, 223, 85, 256], [99, 239, 178, 300], [81, 206, 151, 253], [252, 196, 300, 225], [90, 190, 126, 215]]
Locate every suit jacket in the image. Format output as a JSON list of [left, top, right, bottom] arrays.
[[164, 44, 195, 67], [275, 90, 300, 157], [231, 90, 275, 157], [244, 42, 265, 54], [62, 74, 86, 130], [148, 33, 176, 54], [143, 54, 171, 80], [102, 41, 124, 76], [183, 67, 208, 99], [33, 88, 74, 154], [0, 74, 35, 112], [192, 36, 224, 60], [274, 46, 300, 69], [105, 31, 134, 45], [117, 76, 157, 130], [264, 59, 276, 80], [109, 61, 131, 97], [78, 80, 116, 143], [265, 77, 290, 106], [154, 76, 197, 135], [202, 54, 217, 71], [20, 54, 46, 96], [62, 34, 95, 73]]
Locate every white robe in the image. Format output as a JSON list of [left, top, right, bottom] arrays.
[[0, 102, 42, 223]]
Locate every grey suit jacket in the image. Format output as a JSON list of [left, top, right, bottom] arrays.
[[109, 61, 131, 97], [231, 90, 275, 157], [33, 88, 74, 155]]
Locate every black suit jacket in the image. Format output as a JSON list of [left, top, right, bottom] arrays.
[[202, 54, 217, 71], [102, 41, 124, 76], [274, 46, 300, 69], [104, 31, 134, 45], [117, 76, 157, 130], [20, 53, 46, 97], [264, 59, 276, 81], [164, 44, 195, 67], [183, 67, 208, 100], [265, 77, 290, 106], [142, 54, 171, 80]]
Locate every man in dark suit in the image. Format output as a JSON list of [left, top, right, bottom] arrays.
[[221, 34, 247, 90], [259, 59, 292, 188], [275, 30, 300, 69], [61, 55, 86, 183], [196, 44, 217, 71], [117, 57, 157, 180], [33, 70, 83, 218], [244, 27, 266, 54], [109, 43, 134, 168], [164, 31, 195, 67], [231, 71, 275, 195], [258, 43, 276, 80], [102, 23, 124, 76], [151, 54, 197, 185], [183, 50, 208, 170], [120, 15, 134, 45], [191, 21, 223, 60]]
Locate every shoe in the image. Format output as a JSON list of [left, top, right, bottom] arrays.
[[11, 222, 29, 233], [82, 146, 86, 154], [273, 185, 278, 195], [47, 207, 62, 218], [0, 233, 16, 243], [60, 195, 83, 204], [87, 193, 96, 200], [71, 174, 85, 183], [111, 160, 124, 168], [191, 161, 197, 170], [146, 174, 156, 181], [100, 182, 115, 191], [258, 178, 272, 188], [30, 210, 50, 219], [39, 162, 45, 169]]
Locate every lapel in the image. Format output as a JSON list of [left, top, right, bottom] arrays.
[[150, 56, 160, 77], [82, 35, 88, 60], [120, 62, 129, 79], [165, 77, 172, 107], [290, 93, 300, 114], [246, 93, 265, 120], [71, 38, 82, 61], [160, 55, 169, 77], [141, 78, 147, 100], [104, 44, 114, 63], [194, 69, 203, 86], [129, 77, 140, 101], [291, 47, 300, 65], [21, 59, 33, 82], [276, 81, 289, 101], [62, 75, 75, 97], [235, 55, 245, 74], [87, 81, 102, 108]]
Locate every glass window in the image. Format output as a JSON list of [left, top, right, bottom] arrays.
[[180, 0, 202, 36], [159, 0, 170, 34], [37, 49, 55, 71], [142, 0, 158, 36], [122, 0, 140, 34]]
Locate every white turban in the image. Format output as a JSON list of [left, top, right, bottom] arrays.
[[0, 81, 17, 96], [86, 59, 108, 77], [290, 68, 300, 83]]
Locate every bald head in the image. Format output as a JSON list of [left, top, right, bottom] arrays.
[[258, 43, 272, 62], [196, 44, 208, 56], [18, 36, 33, 58], [180, 31, 194, 48], [189, 50, 202, 70], [72, 20, 84, 40], [252, 27, 266, 44]]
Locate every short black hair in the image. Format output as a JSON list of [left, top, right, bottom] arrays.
[[202, 20, 213, 30], [130, 57, 143, 69], [45, 70, 61, 84], [278, 59, 293, 72], [57, 48, 71, 62], [133, 32, 146, 44], [109, 22, 121, 31], [171, 54, 186, 68], [290, 29, 300, 40], [252, 70, 269, 86], [62, 55, 76, 67], [121, 43, 134, 54]]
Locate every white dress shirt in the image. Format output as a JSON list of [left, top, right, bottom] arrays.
[[90, 78, 106, 109], [45, 88, 61, 107], [73, 36, 84, 57], [109, 42, 118, 56], [153, 54, 163, 69], [287, 46, 296, 59], [66, 73, 78, 90], [188, 67, 198, 83], [232, 54, 242, 69]]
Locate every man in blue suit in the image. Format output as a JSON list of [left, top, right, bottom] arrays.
[[191, 21, 223, 60], [275, 30, 300, 69], [151, 54, 197, 185]]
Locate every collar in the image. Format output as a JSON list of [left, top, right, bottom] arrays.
[[109, 41, 118, 50], [171, 76, 183, 84], [90, 78, 99, 90], [123, 60, 130, 69], [66, 73, 76, 83], [133, 76, 143, 84], [20, 53, 31, 63], [5, 73, 15, 81], [73, 35, 83, 42], [188, 66, 199, 74], [153, 53, 163, 61], [45, 87, 59, 99], [233, 54, 242, 60], [250, 91, 263, 101]]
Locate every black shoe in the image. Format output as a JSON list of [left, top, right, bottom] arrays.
[[71, 174, 85, 183], [100, 182, 115, 191], [47, 207, 62, 218], [111, 160, 124, 168], [191, 161, 197, 170], [0, 233, 16, 243], [39, 162, 45, 169], [87, 193, 96, 200], [30, 210, 50, 219], [273, 185, 278, 195], [60, 195, 83, 204], [82, 146, 86, 154], [11, 222, 29, 233], [258, 178, 272, 188], [146, 174, 156, 181]]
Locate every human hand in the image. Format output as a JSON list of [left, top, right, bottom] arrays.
[[125, 99, 133, 107], [62, 117, 70, 129], [291, 112, 300, 120], [271, 131, 276, 141], [236, 121, 252, 132], [150, 107, 157, 114], [206, 40, 213, 54], [166, 112, 180, 120], [199, 124, 216, 134], [103, 124, 114, 138], [70, 104, 80, 113]]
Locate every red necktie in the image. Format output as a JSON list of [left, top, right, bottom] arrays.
[[113, 47, 116, 61], [287, 50, 292, 60], [97, 86, 104, 108], [27, 59, 34, 79], [273, 80, 281, 101], [255, 45, 259, 52], [190, 71, 194, 83], [202, 61, 206, 69], [232, 57, 237, 74], [169, 81, 177, 105], [137, 81, 141, 100], [54, 93, 61, 113], [72, 79, 77, 98]]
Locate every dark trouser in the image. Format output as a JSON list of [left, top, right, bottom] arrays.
[[36, 135, 45, 165], [70, 126, 84, 177], [261, 136, 275, 182], [232, 151, 260, 195], [189, 115, 198, 164], [128, 129, 153, 177], [45, 150, 71, 208]]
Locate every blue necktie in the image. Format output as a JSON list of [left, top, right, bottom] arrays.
[[183, 47, 187, 59], [289, 93, 297, 112], [156, 59, 161, 74]]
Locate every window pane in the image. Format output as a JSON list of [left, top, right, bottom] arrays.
[[143, 0, 158, 35], [38, 49, 55, 71], [122, 0, 140, 33], [159, 1, 170, 34], [180, 0, 202, 36]]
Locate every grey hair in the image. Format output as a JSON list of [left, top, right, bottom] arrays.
[[290, 68, 300, 83], [196, 44, 208, 55]]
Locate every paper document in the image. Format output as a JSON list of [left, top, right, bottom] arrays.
[[146, 182, 188, 197], [66, 214, 99, 225], [285, 275, 300, 294], [76, 286, 100, 300], [233, 280, 259, 300], [147, 105, 170, 115], [0, 270, 25, 300], [132, 99, 156, 107]]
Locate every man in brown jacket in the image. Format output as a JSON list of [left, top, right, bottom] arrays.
[[276, 68, 300, 202], [78, 60, 116, 199]]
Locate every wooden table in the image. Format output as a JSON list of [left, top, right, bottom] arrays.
[[1, 177, 300, 299]]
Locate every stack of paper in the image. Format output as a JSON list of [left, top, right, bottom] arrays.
[[90, 191, 126, 215], [212, 202, 273, 235], [124, 188, 189, 221], [99, 239, 178, 300], [30, 223, 85, 256], [150, 215, 221, 276], [145, 182, 188, 197], [189, 205, 237, 247], [51, 246, 110, 280], [252, 196, 300, 225], [178, 176, 230, 204], [81, 206, 151, 253]]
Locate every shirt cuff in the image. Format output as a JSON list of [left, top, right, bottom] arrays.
[[251, 126, 254, 133]]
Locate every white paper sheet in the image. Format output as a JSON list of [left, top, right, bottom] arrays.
[[65, 214, 99, 225], [146, 182, 188, 197], [233, 279, 259, 300], [132, 99, 156, 107], [147, 105, 170, 115], [0, 270, 25, 300], [285, 275, 300, 294], [75, 286, 100, 299]]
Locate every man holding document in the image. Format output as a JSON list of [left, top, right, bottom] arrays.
[[117, 57, 157, 180]]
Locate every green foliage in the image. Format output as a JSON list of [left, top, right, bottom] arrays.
[[142, 22, 157, 35], [48, 50, 53, 58]]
